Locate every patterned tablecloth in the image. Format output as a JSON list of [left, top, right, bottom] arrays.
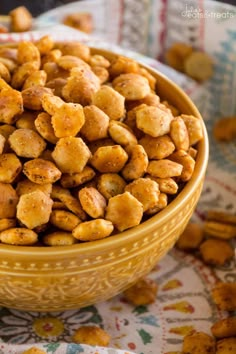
[[0, 1, 236, 353]]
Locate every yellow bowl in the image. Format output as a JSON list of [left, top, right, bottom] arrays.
[[0, 49, 209, 312]]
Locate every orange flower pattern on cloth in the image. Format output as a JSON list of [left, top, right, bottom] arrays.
[[162, 279, 182, 291], [169, 325, 195, 336], [163, 301, 195, 314], [33, 318, 64, 338]]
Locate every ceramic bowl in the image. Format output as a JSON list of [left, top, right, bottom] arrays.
[[0, 49, 209, 312]]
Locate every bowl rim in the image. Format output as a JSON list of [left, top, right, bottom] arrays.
[[0, 49, 209, 256]]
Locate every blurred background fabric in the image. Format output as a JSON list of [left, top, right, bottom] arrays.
[[0, 0, 236, 16], [0, 0, 78, 16]]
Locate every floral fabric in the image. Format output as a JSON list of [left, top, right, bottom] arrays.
[[0, 1, 236, 353]]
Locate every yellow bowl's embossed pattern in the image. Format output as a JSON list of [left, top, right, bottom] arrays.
[[0, 49, 208, 311]]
